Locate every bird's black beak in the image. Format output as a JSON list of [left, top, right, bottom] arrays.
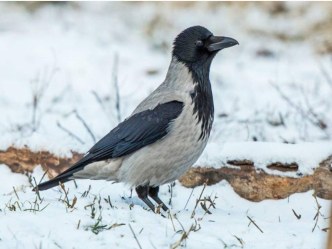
[[207, 36, 239, 52]]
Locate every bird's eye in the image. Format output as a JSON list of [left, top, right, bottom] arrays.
[[195, 40, 204, 48]]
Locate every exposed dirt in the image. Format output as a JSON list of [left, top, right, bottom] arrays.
[[0, 146, 82, 179], [1, 146, 331, 202]]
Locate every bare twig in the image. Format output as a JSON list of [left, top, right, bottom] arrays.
[[128, 224, 143, 249], [112, 54, 121, 123], [191, 183, 207, 218], [301, 87, 328, 130], [38, 169, 49, 185], [91, 90, 110, 119], [183, 187, 195, 210], [91, 90, 105, 107], [247, 216, 264, 233], [73, 110, 96, 143], [312, 193, 322, 232], [56, 121, 84, 144], [32, 177, 42, 201], [168, 212, 177, 232], [30, 65, 58, 132], [271, 83, 327, 130], [174, 214, 185, 233], [198, 195, 217, 220]]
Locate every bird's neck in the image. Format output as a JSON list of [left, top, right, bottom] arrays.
[[188, 59, 215, 140], [165, 58, 215, 140]]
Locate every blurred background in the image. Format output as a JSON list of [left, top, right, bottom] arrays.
[[0, 1, 331, 153], [0, 3, 331, 249]]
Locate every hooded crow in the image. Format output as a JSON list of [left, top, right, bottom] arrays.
[[34, 26, 238, 212]]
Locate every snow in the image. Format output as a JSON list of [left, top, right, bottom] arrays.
[[0, 2, 331, 154], [0, 2, 331, 249], [0, 165, 29, 193], [0, 165, 331, 249], [197, 142, 332, 176]]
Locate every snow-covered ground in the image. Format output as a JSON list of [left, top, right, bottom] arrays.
[[1, 165, 331, 249], [198, 141, 332, 177], [0, 2, 331, 249]]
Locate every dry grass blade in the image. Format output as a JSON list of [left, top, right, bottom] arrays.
[[81, 185, 92, 198], [38, 169, 49, 185], [70, 196, 78, 209], [110, 223, 125, 229], [312, 193, 323, 232], [12, 187, 20, 201], [292, 209, 301, 220], [191, 182, 207, 218], [233, 235, 245, 247], [200, 202, 212, 214], [32, 177, 42, 201], [171, 224, 196, 249], [58, 182, 77, 210], [128, 224, 143, 249], [168, 212, 177, 232], [247, 216, 264, 233], [183, 187, 195, 210]]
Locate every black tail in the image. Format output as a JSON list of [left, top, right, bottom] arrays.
[[33, 155, 92, 191], [33, 175, 72, 191]]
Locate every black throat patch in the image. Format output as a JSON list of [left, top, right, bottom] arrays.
[[187, 60, 215, 140]]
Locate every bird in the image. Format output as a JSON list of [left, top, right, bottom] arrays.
[[34, 26, 238, 212]]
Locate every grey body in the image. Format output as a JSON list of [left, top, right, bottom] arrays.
[[74, 57, 212, 187]]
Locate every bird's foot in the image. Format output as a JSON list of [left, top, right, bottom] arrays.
[[135, 185, 156, 212], [148, 186, 169, 212], [135, 185, 169, 213]]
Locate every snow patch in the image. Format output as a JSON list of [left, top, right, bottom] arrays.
[[197, 142, 332, 176]]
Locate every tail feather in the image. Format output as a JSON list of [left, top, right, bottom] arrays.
[[33, 175, 72, 191], [33, 156, 92, 191]]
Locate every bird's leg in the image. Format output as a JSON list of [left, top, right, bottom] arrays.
[[148, 186, 169, 212], [135, 186, 155, 212]]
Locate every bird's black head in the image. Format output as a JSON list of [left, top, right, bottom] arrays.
[[172, 26, 238, 140], [172, 26, 238, 65]]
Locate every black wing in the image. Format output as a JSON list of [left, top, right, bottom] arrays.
[[88, 100, 184, 159], [35, 101, 184, 190]]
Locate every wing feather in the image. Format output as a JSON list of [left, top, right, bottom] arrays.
[[35, 100, 184, 190]]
